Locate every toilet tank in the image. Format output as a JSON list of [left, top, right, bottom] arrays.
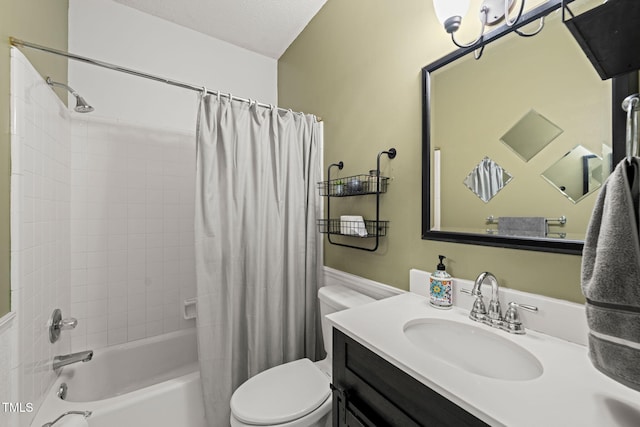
[[318, 285, 375, 359]]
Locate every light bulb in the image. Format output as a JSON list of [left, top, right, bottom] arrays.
[[432, 0, 470, 33]]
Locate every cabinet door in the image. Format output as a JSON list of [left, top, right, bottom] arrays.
[[332, 329, 489, 427], [332, 382, 419, 427]]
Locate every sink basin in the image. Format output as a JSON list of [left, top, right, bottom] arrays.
[[403, 318, 543, 381]]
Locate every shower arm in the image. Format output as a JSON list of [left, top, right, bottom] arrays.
[[46, 77, 80, 97], [45, 76, 94, 113]]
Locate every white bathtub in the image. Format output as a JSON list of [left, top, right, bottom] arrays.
[[31, 329, 207, 427]]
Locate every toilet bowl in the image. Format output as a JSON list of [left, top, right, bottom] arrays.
[[229, 285, 375, 427]]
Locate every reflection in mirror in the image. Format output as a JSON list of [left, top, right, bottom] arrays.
[[422, 0, 619, 253], [602, 143, 613, 182], [463, 157, 513, 203], [500, 110, 563, 162], [541, 145, 603, 204]]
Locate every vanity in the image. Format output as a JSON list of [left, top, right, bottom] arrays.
[[327, 0, 640, 423], [331, 326, 487, 426], [327, 283, 640, 426]]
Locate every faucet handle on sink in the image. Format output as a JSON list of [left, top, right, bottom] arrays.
[[461, 288, 487, 321], [502, 301, 538, 334]]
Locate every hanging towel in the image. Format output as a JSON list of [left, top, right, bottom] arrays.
[[498, 217, 547, 237], [582, 157, 640, 391]]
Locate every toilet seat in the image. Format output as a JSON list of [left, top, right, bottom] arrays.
[[230, 358, 330, 425]]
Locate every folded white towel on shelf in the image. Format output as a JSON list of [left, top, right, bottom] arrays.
[[340, 215, 368, 237]]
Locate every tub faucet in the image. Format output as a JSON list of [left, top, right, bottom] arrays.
[[52, 350, 94, 370]]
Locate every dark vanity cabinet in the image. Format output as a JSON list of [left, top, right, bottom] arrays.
[[331, 329, 489, 427]]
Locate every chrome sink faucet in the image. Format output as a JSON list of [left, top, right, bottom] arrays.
[[463, 272, 538, 334], [473, 272, 502, 326], [52, 350, 93, 370]]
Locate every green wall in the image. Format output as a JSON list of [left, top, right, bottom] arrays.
[[278, 0, 585, 303], [0, 0, 69, 315]]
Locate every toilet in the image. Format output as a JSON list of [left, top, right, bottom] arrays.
[[230, 285, 375, 427]]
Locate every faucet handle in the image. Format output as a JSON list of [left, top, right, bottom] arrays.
[[461, 287, 480, 297], [508, 302, 538, 313], [502, 301, 538, 334], [57, 318, 78, 331], [49, 309, 78, 343], [461, 288, 487, 321]]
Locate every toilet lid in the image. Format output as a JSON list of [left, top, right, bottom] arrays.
[[231, 358, 330, 425]]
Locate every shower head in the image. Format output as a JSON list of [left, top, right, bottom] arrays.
[[46, 77, 94, 113], [73, 94, 94, 113]]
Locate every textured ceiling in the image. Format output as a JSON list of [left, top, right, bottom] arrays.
[[113, 0, 327, 58]]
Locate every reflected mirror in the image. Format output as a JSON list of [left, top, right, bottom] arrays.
[[463, 157, 513, 202], [422, 0, 637, 254], [501, 110, 563, 162], [541, 145, 604, 203]]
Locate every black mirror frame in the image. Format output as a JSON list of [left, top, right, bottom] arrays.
[[421, 0, 639, 255]]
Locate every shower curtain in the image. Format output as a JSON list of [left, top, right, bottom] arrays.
[[194, 94, 323, 426]]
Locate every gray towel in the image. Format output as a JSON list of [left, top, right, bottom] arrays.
[[582, 157, 640, 391], [498, 217, 547, 237]]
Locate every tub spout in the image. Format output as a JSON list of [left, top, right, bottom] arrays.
[[52, 350, 93, 370]]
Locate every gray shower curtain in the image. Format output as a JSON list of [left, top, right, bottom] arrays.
[[194, 94, 323, 426]]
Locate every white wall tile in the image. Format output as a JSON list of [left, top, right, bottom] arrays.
[[69, 119, 197, 348], [9, 48, 72, 427]]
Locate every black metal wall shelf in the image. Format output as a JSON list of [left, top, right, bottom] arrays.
[[318, 174, 390, 197], [317, 148, 397, 251], [317, 219, 389, 237]]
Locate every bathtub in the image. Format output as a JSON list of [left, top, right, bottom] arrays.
[[31, 329, 207, 427]]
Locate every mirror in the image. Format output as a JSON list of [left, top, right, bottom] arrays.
[[500, 110, 563, 162], [541, 145, 604, 203], [463, 156, 513, 202], [422, 0, 638, 254]]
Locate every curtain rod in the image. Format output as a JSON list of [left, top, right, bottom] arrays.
[[9, 37, 321, 122]]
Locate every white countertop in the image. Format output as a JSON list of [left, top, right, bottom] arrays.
[[327, 292, 640, 427]]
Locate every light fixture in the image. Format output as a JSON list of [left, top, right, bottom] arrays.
[[432, 0, 544, 57]]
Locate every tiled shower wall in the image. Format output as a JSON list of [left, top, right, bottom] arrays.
[[3, 49, 197, 427], [68, 117, 196, 352], [9, 48, 72, 427]]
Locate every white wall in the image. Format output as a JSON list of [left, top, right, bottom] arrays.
[[65, 0, 279, 348], [68, 117, 196, 351], [3, 48, 72, 427], [68, 0, 278, 133]]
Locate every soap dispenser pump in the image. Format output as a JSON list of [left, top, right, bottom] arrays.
[[430, 255, 452, 309]]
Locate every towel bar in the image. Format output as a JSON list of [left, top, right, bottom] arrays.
[[486, 215, 566, 225], [486, 229, 567, 238]]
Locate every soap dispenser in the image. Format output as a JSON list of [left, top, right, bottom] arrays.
[[430, 255, 452, 309]]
